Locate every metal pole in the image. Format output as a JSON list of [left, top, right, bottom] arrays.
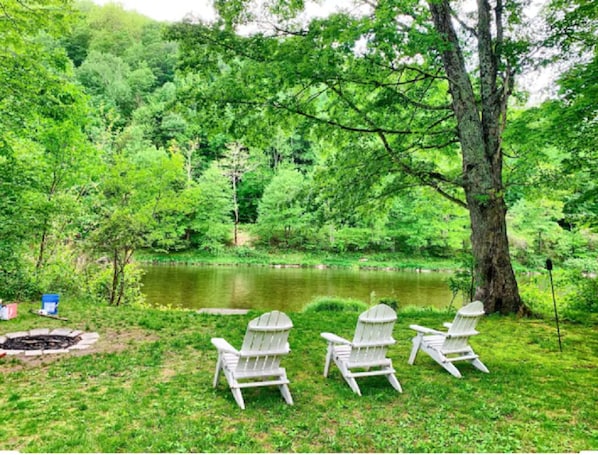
[[546, 258, 563, 352]]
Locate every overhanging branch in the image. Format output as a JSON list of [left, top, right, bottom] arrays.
[[271, 99, 415, 134], [375, 130, 467, 209]]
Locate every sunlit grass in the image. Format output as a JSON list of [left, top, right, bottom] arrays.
[[0, 299, 596, 452]]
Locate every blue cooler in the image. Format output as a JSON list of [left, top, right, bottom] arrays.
[[41, 294, 60, 315]]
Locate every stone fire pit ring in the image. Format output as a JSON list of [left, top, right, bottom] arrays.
[[0, 328, 100, 356]]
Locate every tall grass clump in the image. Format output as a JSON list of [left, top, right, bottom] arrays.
[[377, 297, 399, 311], [302, 296, 368, 313]]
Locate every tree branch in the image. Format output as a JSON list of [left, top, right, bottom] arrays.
[[375, 130, 467, 208], [269, 22, 308, 37], [365, 55, 449, 82], [450, 6, 478, 37], [271, 99, 415, 135]]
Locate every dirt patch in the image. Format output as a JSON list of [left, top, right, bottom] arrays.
[[235, 229, 255, 246]]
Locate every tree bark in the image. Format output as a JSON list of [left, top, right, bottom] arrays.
[[232, 175, 239, 246], [110, 249, 119, 306], [36, 229, 48, 270], [466, 182, 521, 313], [428, 0, 523, 314]]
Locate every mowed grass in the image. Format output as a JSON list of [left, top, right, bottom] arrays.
[[0, 300, 596, 453]]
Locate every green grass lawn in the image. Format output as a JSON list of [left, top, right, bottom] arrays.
[[1, 300, 596, 452]]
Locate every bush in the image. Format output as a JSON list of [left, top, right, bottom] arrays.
[[562, 272, 598, 323], [377, 297, 399, 311], [328, 227, 390, 253], [233, 246, 260, 259], [0, 263, 36, 300], [302, 296, 369, 313], [32, 253, 84, 297], [519, 276, 554, 317], [83, 262, 145, 306], [519, 268, 598, 323]]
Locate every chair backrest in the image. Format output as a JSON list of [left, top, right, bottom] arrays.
[[237, 311, 293, 373], [349, 304, 397, 365], [442, 300, 485, 353]]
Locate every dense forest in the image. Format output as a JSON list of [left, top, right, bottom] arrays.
[[0, 0, 596, 312]]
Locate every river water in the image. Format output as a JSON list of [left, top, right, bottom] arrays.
[[140, 264, 455, 312]]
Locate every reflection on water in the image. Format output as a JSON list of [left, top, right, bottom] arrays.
[[140, 264, 455, 312]]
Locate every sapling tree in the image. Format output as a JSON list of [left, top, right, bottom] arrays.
[[219, 141, 253, 246], [191, 162, 233, 250], [256, 168, 312, 248], [88, 132, 188, 305]]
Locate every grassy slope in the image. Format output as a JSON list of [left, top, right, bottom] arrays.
[[0, 300, 596, 453]]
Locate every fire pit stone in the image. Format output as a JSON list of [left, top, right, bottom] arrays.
[[50, 328, 74, 336], [25, 350, 43, 356]]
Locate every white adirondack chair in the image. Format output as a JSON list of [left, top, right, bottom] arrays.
[[321, 304, 402, 396], [211, 310, 294, 409], [408, 300, 489, 378]]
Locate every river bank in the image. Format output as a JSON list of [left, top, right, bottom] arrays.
[[134, 249, 468, 273]]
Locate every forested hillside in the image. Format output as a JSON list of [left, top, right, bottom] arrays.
[[1, 0, 596, 311]]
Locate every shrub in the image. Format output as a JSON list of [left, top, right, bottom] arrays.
[[562, 272, 598, 323], [302, 296, 368, 313], [519, 268, 598, 323], [83, 262, 145, 306], [519, 276, 553, 317], [328, 227, 388, 253], [32, 253, 83, 297], [233, 246, 261, 259], [378, 297, 399, 311]]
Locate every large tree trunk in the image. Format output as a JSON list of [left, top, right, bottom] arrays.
[[466, 179, 522, 313], [428, 0, 523, 314]]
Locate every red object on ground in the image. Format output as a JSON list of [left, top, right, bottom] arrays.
[[0, 303, 18, 320]]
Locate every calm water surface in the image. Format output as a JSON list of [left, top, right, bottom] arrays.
[[141, 264, 454, 312]]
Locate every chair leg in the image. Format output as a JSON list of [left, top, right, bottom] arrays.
[[385, 367, 403, 393], [323, 344, 333, 377], [342, 372, 362, 396], [230, 387, 246, 410], [408, 334, 423, 365], [440, 361, 463, 378], [213, 355, 222, 388], [279, 383, 294, 405], [471, 358, 490, 373]]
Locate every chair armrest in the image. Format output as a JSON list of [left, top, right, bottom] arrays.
[[321, 332, 351, 345], [211, 337, 239, 354], [409, 324, 446, 336], [443, 322, 453, 329], [446, 330, 479, 338], [241, 347, 290, 357], [353, 338, 396, 348]]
